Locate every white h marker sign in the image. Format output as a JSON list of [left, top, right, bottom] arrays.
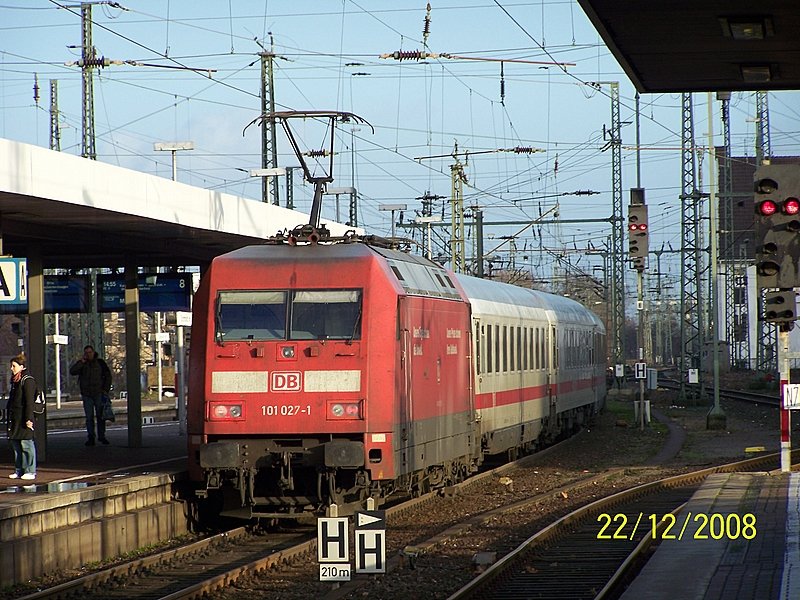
[[317, 517, 349, 562], [355, 511, 386, 574]]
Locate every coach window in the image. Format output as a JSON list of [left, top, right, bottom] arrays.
[[290, 290, 362, 340], [569, 330, 575, 368], [543, 328, 549, 369], [502, 326, 508, 372], [516, 327, 522, 372], [494, 324, 500, 373], [510, 325, 516, 371], [487, 324, 494, 373], [476, 323, 484, 375], [216, 290, 287, 341], [523, 327, 528, 370]]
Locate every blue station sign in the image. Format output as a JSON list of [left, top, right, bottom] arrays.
[[97, 273, 193, 313]]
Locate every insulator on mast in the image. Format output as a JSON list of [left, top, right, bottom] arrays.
[[423, 3, 432, 46]]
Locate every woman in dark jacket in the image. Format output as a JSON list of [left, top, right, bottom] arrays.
[[7, 352, 36, 480]]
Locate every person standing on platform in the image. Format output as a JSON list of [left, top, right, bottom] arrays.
[[6, 353, 37, 480], [70, 344, 112, 446]]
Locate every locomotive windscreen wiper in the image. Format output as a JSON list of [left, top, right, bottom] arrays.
[[214, 304, 225, 346], [347, 306, 362, 345]]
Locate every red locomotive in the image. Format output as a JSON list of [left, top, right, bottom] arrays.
[[187, 234, 606, 519]]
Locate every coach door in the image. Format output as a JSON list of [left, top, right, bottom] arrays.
[[398, 297, 414, 470], [548, 324, 558, 426]]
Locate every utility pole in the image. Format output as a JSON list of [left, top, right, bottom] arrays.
[[679, 93, 706, 404], [80, 2, 96, 160], [707, 93, 726, 429], [414, 145, 543, 275], [651, 246, 672, 365], [755, 91, 776, 374], [260, 39, 280, 205], [594, 82, 625, 371], [49, 80, 61, 152], [285, 166, 295, 210], [416, 191, 446, 262], [718, 91, 751, 371], [349, 127, 360, 226], [48, 79, 68, 410], [450, 151, 467, 273], [474, 207, 484, 276]]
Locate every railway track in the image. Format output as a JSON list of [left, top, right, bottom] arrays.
[[657, 378, 779, 407], [446, 453, 782, 600], [16, 524, 314, 600], [19, 437, 781, 600], [14, 438, 579, 600]]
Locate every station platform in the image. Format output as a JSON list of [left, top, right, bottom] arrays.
[[0, 400, 190, 588], [1, 396, 185, 488], [621, 471, 800, 600]]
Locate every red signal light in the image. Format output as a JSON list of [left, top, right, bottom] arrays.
[[784, 197, 800, 215], [758, 199, 778, 216], [628, 223, 640, 231]]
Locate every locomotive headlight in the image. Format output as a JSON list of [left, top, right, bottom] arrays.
[[209, 403, 244, 420], [277, 344, 297, 361], [327, 401, 362, 419]]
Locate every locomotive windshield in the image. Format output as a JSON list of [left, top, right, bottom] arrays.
[[216, 291, 287, 341], [290, 290, 361, 340], [215, 289, 361, 342]]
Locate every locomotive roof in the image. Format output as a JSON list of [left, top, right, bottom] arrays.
[[218, 240, 437, 263], [214, 241, 464, 301], [214, 243, 602, 331]]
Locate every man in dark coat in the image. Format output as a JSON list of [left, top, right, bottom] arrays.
[[69, 344, 112, 446], [7, 353, 36, 479]]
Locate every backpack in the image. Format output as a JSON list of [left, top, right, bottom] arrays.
[[21, 375, 45, 416]]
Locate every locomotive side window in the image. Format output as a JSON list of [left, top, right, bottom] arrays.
[[290, 290, 362, 340], [216, 290, 287, 341]]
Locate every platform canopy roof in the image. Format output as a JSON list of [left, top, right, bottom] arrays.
[[577, 1, 800, 92], [0, 138, 358, 269]]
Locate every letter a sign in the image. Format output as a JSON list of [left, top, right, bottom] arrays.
[[0, 258, 27, 304]]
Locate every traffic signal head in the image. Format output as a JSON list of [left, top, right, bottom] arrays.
[[754, 164, 800, 289], [764, 289, 797, 325], [628, 203, 649, 271]]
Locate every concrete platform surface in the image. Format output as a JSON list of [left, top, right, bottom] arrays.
[[1, 397, 186, 502], [621, 472, 800, 600]]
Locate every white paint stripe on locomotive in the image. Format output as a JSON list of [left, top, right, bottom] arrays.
[[304, 370, 361, 392], [211, 371, 269, 393]]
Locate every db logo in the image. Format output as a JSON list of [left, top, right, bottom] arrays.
[[272, 371, 302, 392]]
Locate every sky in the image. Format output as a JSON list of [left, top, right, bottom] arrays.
[[1, 1, 799, 299]]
